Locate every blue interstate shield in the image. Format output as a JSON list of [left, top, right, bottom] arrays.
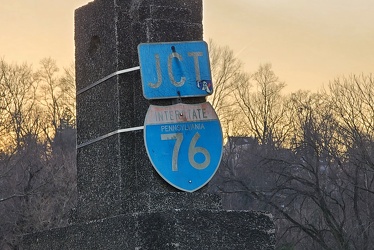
[[144, 102, 223, 192]]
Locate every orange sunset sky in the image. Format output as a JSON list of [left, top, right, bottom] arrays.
[[1, 0, 373, 92]]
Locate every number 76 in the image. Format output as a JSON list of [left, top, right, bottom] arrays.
[[161, 132, 211, 171]]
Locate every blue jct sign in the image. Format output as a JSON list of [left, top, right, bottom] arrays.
[[138, 41, 213, 100], [144, 102, 223, 192]]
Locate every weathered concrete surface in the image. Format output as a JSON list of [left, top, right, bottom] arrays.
[[74, 0, 211, 223], [23, 210, 275, 250]]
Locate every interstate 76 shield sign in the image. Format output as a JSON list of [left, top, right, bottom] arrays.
[[144, 102, 223, 192]]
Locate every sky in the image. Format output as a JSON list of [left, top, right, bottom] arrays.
[[1, 0, 373, 92]]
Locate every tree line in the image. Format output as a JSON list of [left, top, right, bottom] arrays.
[[0, 58, 76, 249], [207, 40, 374, 250], [1, 40, 373, 249]]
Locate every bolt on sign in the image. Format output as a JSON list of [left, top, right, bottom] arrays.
[[138, 41, 223, 192]]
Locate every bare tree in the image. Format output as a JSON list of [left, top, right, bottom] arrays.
[[207, 39, 250, 137], [0, 59, 77, 249], [234, 63, 290, 146], [328, 74, 374, 250], [36, 58, 76, 144], [211, 73, 374, 249], [59, 63, 76, 126], [0, 59, 39, 151]]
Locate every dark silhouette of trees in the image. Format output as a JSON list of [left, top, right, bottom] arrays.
[[207, 39, 250, 137], [36, 58, 76, 144], [1, 41, 373, 250], [0, 58, 76, 249], [0, 60, 38, 151], [234, 63, 289, 147], [208, 43, 374, 249]]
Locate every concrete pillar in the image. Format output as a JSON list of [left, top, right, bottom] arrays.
[[74, 0, 220, 222]]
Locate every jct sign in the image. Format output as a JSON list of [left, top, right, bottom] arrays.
[[143, 102, 223, 192], [138, 41, 212, 99]]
